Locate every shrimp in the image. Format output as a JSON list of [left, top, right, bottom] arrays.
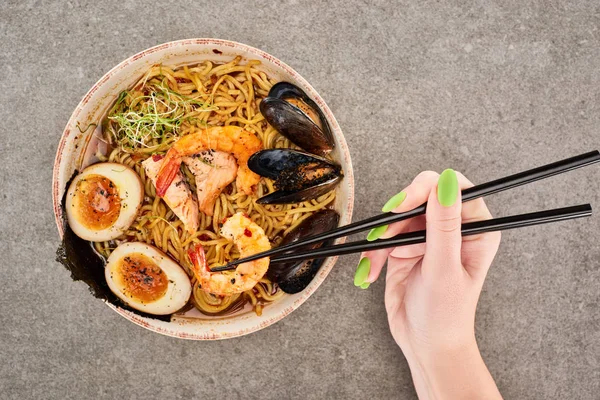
[[156, 126, 262, 198], [142, 155, 199, 234], [182, 151, 237, 216], [187, 212, 271, 296]]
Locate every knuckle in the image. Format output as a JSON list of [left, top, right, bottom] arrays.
[[428, 215, 461, 233], [454, 170, 475, 189], [454, 170, 464, 180], [463, 230, 501, 244], [413, 170, 439, 183], [390, 244, 426, 259]]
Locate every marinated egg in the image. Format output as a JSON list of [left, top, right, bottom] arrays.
[[65, 162, 143, 241], [105, 242, 192, 315]]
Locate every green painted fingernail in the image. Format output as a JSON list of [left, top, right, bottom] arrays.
[[354, 257, 370, 286], [367, 225, 388, 241], [382, 191, 407, 212], [438, 169, 459, 207], [360, 282, 370, 289]]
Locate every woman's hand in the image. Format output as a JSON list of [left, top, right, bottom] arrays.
[[355, 169, 503, 399]]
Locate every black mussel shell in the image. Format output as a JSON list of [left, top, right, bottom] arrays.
[[247, 148, 333, 179], [260, 82, 334, 156], [277, 258, 329, 294], [260, 98, 332, 156], [268, 82, 309, 101], [267, 209, 340, 293], [268, 82, 334, 145], [248, 149, 343, 204], [267, 209, 340, 282], [255, 179, 340, 204], [268, 82, 334, 146]]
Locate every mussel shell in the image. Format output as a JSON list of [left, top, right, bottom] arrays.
[[278, 258, 329, 294], [269, 82, 334, 149], [248, 149, 343, 204], [267, 209, 340, 293], [255, 177, 341, 204], [268, 83, 333, 142], [260, 97, 333, 156], [247, 148, 335, 180], [268, 82, 309, 101], [268, 82, 332, 143]]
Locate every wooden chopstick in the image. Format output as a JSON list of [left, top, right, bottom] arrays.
[[210, 150, 600, 272], [266, 204, 592, 265]]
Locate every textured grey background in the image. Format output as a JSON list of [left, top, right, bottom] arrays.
[[1, 0, 599, 399]]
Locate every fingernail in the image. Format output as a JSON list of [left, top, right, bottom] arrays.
[[367, 225, 388, 241], [437, 169, 459, 207], [382, 191, 407, 212], [360, 282, 370, 289], [354, 257, 371, 286]]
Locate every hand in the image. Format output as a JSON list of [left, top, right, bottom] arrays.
[[354, 169, 503, 399]]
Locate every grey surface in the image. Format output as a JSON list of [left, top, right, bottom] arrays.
[[1, 0, 599, 399]]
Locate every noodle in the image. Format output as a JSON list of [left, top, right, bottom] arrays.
[[93, 57, 334, 316]]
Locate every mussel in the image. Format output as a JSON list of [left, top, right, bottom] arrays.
[[248, 149, 343, 204], [260, 82, 334, 156], [267, 209, 340, 294]]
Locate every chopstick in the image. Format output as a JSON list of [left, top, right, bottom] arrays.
[[266, 204, 592, 264], [210, 150, 600, 272]]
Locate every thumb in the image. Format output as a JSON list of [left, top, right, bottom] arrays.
[[422, 169, 462, 276]]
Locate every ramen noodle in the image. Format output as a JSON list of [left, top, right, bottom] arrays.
[[91, 57, 336, 316]]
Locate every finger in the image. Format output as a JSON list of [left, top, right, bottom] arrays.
[[362, 171, 439, 284], [372, 171, 440, 241], [384, 172, 496, 276], [461, 230, 501, 282], [366, 218, 426, 282], [454, 171, 493, 223], [356, 247, 393, 287], [422, 169, 462, 277], [385, 255, 421, 317], [388, 217, 427, 258], [454, 172, 501, 281]]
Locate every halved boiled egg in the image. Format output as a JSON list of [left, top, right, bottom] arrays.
[[66, 162, 144, 241], [105, 242, 192, 315]]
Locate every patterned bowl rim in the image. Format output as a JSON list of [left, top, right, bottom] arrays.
[[52, 38, 355, 340]]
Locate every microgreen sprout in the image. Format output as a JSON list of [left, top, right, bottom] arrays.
[[106, 80, 218, 150]]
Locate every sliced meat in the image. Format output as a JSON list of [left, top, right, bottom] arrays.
[[142, 156, 199, 234], [182, 151, 237, 216]]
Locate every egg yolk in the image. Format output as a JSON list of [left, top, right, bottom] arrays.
[[73, 174, 121, 230], [115, 253, 168, 304]]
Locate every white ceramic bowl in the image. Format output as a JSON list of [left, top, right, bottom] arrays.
[[52, 39, 354, 340]]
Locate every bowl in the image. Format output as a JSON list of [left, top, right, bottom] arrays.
[[52, 39, 354, 340]]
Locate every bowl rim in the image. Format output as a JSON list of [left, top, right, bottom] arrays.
[[52, 38, 354, 340]]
